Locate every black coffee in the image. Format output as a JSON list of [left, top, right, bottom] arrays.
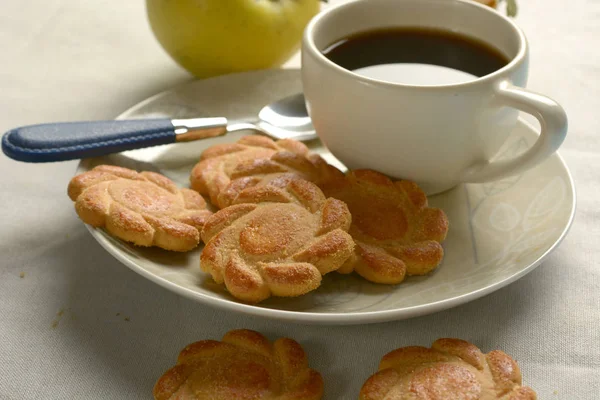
[[322, 28, 510, 85]]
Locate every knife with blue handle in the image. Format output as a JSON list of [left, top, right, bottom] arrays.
[[1, 117, 229, 163]]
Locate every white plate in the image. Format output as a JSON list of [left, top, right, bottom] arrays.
[[77, 69, 576, 325]]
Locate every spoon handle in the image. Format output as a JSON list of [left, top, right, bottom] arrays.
[[2, 117, 228, 163]]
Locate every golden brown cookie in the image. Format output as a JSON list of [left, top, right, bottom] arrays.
[[201, 179, 354, 303], [217, 150, 343, 209], [68, 165, 212, 252], [153, 329, 324, 400], [191, 135, 320, 208], [322, 170, 449, 284], [359, 338, 537, 400]]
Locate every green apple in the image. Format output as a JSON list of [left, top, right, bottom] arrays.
[[147, 0, 321, 78]]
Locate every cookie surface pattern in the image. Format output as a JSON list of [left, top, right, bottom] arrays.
[[323, 170, 449, 284], [68, 165, 212, 252], [360, 338, 537, 400], [153, 329, 323, 400], [201, 179, 354, 303]]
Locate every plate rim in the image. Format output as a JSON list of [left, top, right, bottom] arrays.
[[79, 69, 577, 325]]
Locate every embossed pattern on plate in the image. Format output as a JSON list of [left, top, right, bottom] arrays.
[[76, 70, 576, 325]]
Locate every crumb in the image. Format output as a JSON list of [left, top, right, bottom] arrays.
[[19, 272, 25, 278], [65, 233, 70, 239], [116, 312, 121, 316], [51, 308, 66, 329], [553, 391, 558, 395], [124, 317, 130, 322]]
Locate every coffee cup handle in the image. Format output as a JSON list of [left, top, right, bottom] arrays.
[[460, 82, 568, 183]]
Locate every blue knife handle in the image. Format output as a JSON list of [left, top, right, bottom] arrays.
[[2, 119, 176, 163]]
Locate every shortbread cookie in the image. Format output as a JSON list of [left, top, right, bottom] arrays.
[[190, 135, 314, 207], [360, 338, 537, 400], [217, 150, 343, 209], [153, 329, 323, 400], [201, 179, 354, 303], [322, 170, 449, 284], [68, 165, 212, 252]]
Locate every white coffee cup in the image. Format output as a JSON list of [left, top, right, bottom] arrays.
[[302, 0, 568, 194]]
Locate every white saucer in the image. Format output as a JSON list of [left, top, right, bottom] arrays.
[[76, 69, 576, 325]]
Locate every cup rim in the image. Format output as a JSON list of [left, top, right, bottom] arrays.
[[303, 0, 528, 90]]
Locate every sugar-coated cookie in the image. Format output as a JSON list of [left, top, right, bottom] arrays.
[[323, 170, 449, 284], [68, 165, 212, 252], [217, 149, 343, 209], [154, 329, 323, 400], [360, 338, 537, 400], [190, 135, 322, 208], [201, 179, 354, 303]]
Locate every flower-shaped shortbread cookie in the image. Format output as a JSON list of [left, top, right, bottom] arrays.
[[322, 170, 449, 284], [153, 329, 323, 400], [360, 338, 537, 400], [200, 179, 354, 303], [68, 165, 212, 252], [217, 149, 343, 209], [190, 135, 320, 208]]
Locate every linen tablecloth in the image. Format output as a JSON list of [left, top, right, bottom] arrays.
[[1, 1, 598, 398]]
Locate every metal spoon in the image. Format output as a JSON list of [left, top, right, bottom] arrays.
[[1, 93, 316, 163]]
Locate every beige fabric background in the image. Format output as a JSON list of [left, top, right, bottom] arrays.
[[0, 0, 598, 398]]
